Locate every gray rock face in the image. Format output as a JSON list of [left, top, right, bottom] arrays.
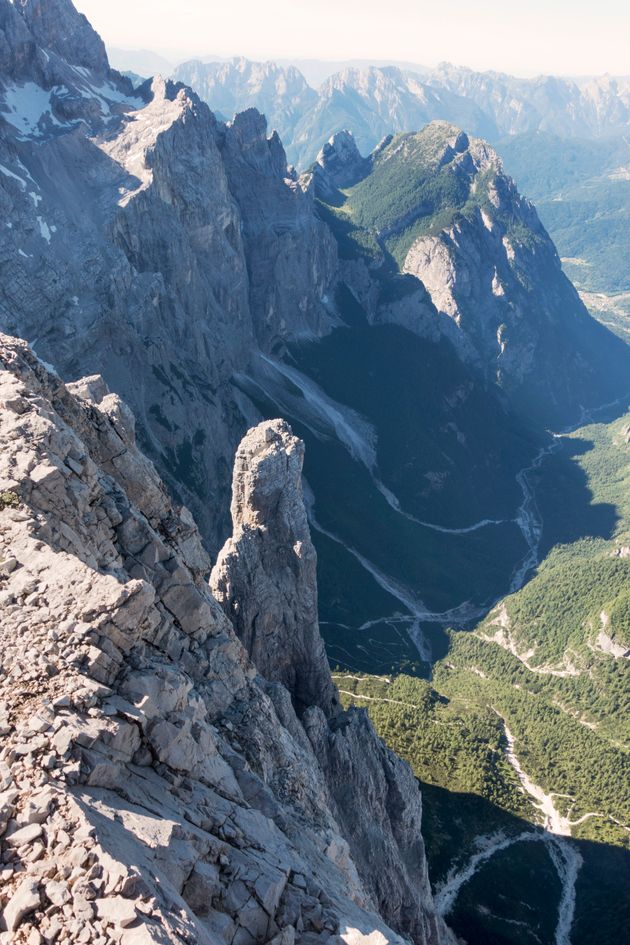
[[396, 124, 630, 422], [304, 708, 449, 945], [219, 109, 337, 349], [178, 56, 630, 170], [17, 0, 109, 74], [211, 420, 338, 717], [0, 334, 453, 945], [210, 418, 454, 945], [310, 130, 369, 194], [0, 0, 127, 98], [173, 57, 318, 151], [0, 2, 337, 550]]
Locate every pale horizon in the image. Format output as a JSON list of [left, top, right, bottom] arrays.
[[74, 0, 630, 79]]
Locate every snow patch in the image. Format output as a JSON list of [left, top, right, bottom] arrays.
[[1, 82, 64, 138], [37, 217, 52, 243], [0, 163, 26, 188], [69, 67, 143, 117]]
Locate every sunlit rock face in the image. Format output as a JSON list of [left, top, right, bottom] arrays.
[[0, 333, 454, 945], [0, 0, 337, 551]]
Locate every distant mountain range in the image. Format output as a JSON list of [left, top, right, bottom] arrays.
[[109, 47, 430, 88], [166, 57, 630, 300], [111, 51, 630, 162], [169, 58, 630, 165]]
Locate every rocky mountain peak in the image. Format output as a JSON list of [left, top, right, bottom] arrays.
[[15, 0, 109, 74], [211, 420, 338, 717], [0, 0, 137, 139], [313, 129, 368, 190], [225, 107, 288, 178], [173, 56, 317, 155], [229, 419, 309, 532]]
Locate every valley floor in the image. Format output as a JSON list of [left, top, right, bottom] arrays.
[[331, 404, 630, 945]]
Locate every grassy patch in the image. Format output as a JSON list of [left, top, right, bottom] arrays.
[[0, 490, 19, 510]]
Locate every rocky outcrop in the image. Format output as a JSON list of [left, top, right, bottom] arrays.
[[211, 420, 338, 717], [398, 125, 630, 423], [211, 418, 454, 945], [0, 0, 337, 550], [309, 131, 369, 194], [304, 709, 449, 945], [0, 334, 452, 945], [219, 109, 337, 349], [18, 0, 109, 75], [173, 58, 317, 152]]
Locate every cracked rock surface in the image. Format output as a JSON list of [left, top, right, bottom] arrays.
[[0, 335, 453, 945]]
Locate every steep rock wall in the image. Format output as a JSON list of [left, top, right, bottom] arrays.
[[0, 335, 453, 945]]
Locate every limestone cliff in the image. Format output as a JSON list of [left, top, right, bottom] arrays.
[[311, 123, 630, 426], [211, 419, 451, 945], [211, 421, 338, 718], [0, 335, 453, 945], [0, 0, 337, 550]]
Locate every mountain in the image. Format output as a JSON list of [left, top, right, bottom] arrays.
[[0, 0, 337, 549], [310, 124, 630, 425], [176, 60, 497, 166], [0, 333, 454, 945], [174, 57, 630, 170], [430, 63, 630, 139], [276, 58, 430, 89], [171, 57, 630, 318], [167, 58, 630, 312], [173, 58, 317, 145], [1, 4, 630, 944], [289, 67, 497, 167]]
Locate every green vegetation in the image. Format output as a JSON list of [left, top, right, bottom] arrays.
[[498, 131, 630, 294], [318, 125, 547, 269], [496, 552, 630, 662], [0, 490, 19, 510], [608, 590, 630, 645], [334, 672, 529, 815], [332, 408, 630, 944]]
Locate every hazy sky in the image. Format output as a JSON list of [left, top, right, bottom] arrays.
[[74, 0, 630, 76]]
